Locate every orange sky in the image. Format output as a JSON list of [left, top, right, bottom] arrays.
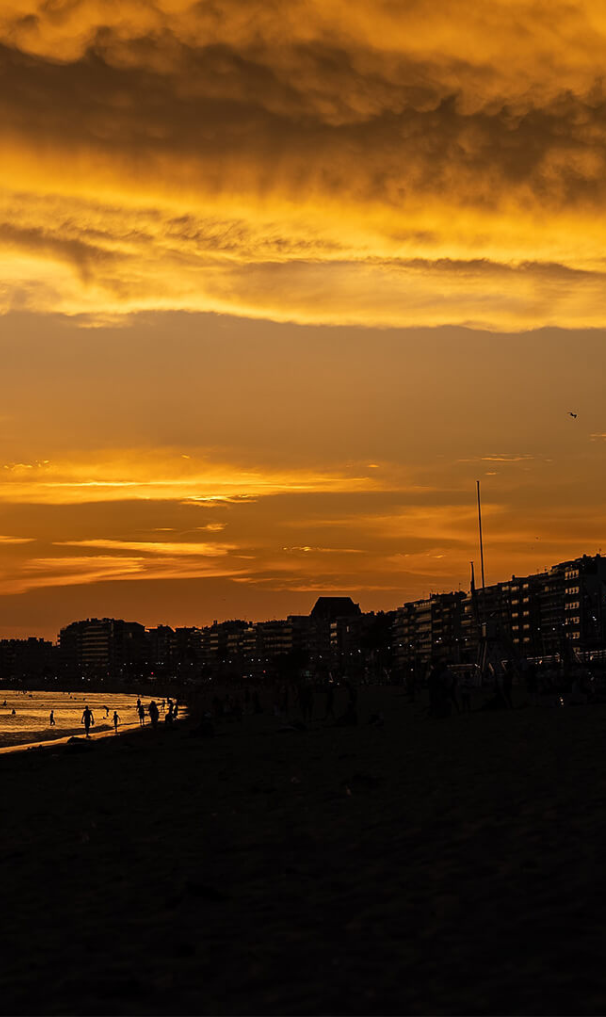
[[0, 2, 605, 638]]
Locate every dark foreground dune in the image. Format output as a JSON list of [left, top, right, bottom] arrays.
[[1, 686, 605, 1016]]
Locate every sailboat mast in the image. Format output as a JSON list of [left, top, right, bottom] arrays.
[[476, 480, 486, 590]]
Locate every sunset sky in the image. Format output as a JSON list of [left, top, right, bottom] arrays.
[[1, 0, 606, 638]]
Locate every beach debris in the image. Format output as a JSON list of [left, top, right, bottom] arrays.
[[183, 879, 230, 902], [64, 736, 95, 753]]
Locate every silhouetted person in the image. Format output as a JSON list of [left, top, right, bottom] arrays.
[[526, 662, 539, 705], [428, 662, 443, 717], [325, 684, 336, 721], [460, 673, 473, 713], [104, 705, 110, 718], [11, 708, 16, 715], [138, 703, 145, 726], [501, 662, 514, 709], [299, 683, 313, 723], [49, 710, 55, 726], [113, 711, 120, 733], [442, 664, 460, 714], [81, 706, 94, 737], [149, 700, 159, 729]]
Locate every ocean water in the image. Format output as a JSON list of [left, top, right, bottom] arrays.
[[0, 689, 170, 748]]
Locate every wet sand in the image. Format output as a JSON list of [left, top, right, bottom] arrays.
[[0, 720, 147, 753], [1, 687, 604, 1015]]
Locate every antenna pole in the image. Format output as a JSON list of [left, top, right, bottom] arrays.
[[476, 480, 486, 590]]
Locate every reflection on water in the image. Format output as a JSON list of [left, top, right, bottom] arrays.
[[0, 689, 167, 747]]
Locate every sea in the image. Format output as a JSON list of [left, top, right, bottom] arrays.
[[0, 689, 165, 750]]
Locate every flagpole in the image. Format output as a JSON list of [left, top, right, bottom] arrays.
[[476, 480, 486, 590]]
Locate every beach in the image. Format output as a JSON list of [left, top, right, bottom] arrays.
[[1, 686, 604, 1015], [0, 690, 166, 750]]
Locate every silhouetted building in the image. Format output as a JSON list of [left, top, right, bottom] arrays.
[[0, 638, 54, 682], [146, 625, 176, 673], [59, 618, 146, 677], [394, 591, 465, 677]]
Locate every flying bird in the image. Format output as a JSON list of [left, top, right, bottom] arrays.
[[569, 412, 578, 418]]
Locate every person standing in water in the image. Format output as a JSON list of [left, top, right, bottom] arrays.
[[81, 705, 94, 737], [138, 703, 145, 726], [149, 700, 159, 730], [49, 710, 55, 726], [113, 711, 120, 734]]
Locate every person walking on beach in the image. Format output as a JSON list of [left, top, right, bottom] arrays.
[[113, 711, 120, 733], [81, 705, 94, 737], [104, 705, 110, 718], [49, 710, 55, 726], [149, 700, 159, 730], [138, 703, 145, 726], [460, 672, 473, 713], [325, 683, 336, 721]]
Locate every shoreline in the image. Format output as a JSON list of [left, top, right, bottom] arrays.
[[0, 719, 154, 755], [0, 687, 187, 755]]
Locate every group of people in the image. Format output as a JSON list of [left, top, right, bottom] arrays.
[[205, 680, 359, 728], [135, 696, 179, 729], [38, 695, 182, 738]]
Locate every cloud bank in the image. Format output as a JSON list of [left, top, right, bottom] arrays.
[[1, 1, 606, 326]]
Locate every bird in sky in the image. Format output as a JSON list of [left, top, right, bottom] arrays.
[[569, 412, 578, 418]]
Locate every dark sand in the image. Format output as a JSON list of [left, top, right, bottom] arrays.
[[1, 687, 604, 1016]]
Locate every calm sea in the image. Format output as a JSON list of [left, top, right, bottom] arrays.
[[0, 689, 168, 749]]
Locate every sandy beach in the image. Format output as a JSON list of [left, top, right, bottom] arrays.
[[1, 686, 604, 1016]]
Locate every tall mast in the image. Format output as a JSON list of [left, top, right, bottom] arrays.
[[476, 480, 486, 590]]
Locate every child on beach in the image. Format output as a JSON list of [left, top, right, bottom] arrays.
[[113, 711, 120, 733]]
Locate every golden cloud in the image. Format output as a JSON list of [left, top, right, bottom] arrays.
[[0, 450, 389, 505], [1, 2, 606, 326]]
